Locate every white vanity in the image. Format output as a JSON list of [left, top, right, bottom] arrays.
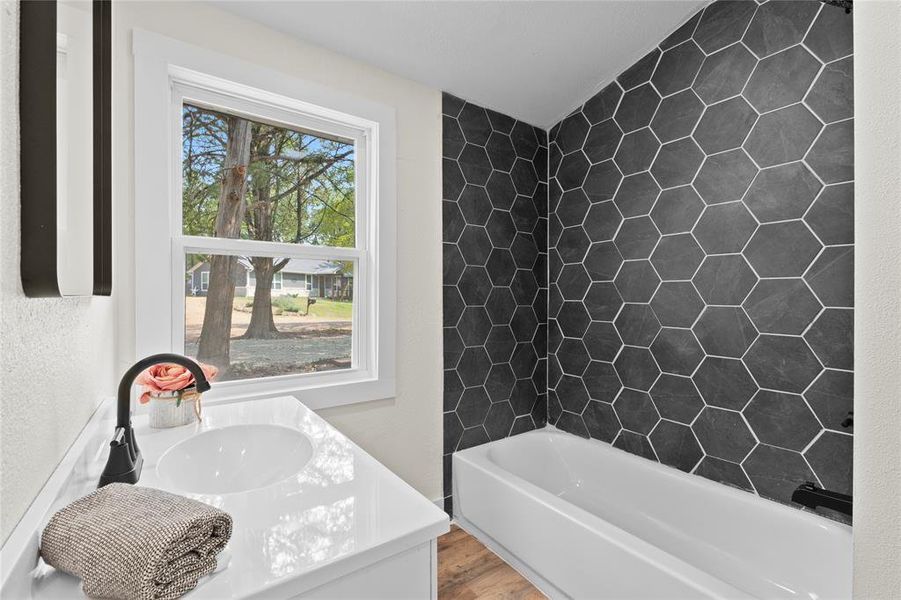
[[0, 396, 449, 598]]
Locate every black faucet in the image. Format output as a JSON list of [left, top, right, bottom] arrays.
[[791, 482, 852, 517], [98, 353, 212, 488]]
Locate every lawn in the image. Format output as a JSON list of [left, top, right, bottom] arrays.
[[233, 296, 352, 320]]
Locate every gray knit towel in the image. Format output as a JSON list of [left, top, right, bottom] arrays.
[[40, 483, 233, 600]]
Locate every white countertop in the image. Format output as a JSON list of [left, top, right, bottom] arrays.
[[0, 396, 448, 598]]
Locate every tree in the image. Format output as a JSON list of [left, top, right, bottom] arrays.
[[195, 116, 252, 371]]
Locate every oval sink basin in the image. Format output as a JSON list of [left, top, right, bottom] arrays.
[[157, 424, 314, 494]]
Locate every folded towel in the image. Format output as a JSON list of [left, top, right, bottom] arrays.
[[40, 483, 232, 600]]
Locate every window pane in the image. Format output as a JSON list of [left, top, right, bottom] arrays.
[[182, 103, 355, 247], [185, 253, 354, 381]]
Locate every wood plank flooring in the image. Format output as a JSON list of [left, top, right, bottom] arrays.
[[438, 525, 546, 600]]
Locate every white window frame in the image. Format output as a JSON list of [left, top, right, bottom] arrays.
[[133, 30, 396, 409], [272, 271, 283, 291], [200, 271, 209, 292]]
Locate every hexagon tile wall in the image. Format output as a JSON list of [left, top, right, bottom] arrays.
[[547, 0, 853, 522], [442, 93, 549, 513]]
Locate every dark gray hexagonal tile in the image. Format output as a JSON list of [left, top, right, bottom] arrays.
[[511, 159, 539, 196], [444, 328, 464, 370], [744, 104, 822, 168], [443, 115, 465, 159], [511, 121, 540, 160], [615, 303, 661, 347], [584, 201, 623, 243], [558, 264, 591, 301], [511, 232, 540, 269], [585, 282, 625, 321], [458, 144, 493, 186], [743, 444, 816, 504], [486, 132, 516, 172], [744, 46, 821, 113], [444, 157, 466, 202], [511, 269, 539, 306], [512, 341, 539, 379], [457, 266, 492, 306], [444, 411, 464, 453], [614, 388, 660, 434], [651, 281, 705, 327], [511, 196, 539, 234], [745, 162, 822, 222], [692, 406, 757, 462], [693, 44, 757, 105], [619, 48, 662, 90], [804, 4, 854, 64], [547, 390, 563, 424], [744, 335, 823, 393], [651, 374, 705, 424], [694, 97, 757, 155], [511, 378, 539, 416], [745, 221, 822, 278], [486, 173, 516, 211], [613, 430, 658, 460], [804, 308, 853, 370], [744, 279, 822, 335], [459, 225, 493, 267], [650, 234, 705, 281], [584, 119, 624, 163], [651, 90, 705, 144], [556, 112, 590, 154], [583, 83, 624, 125], [558, 337, 591, 376], [443, 92, 465, 117], [651, 328, 705, 376], [806, 120, 854, 185], [557, 301, 591, 338], [511, 415, 538, 437], [583, 400, 622, 443], [693, 149, 758, 205], [584, 321, 623, 362], [614, 128, 661, 176], [485, 364, 516, 402], [805, 369, 853, 432], [743, 0, 821, 58], [443, 199, 465, 242], [693, 307, 758, 358], [444, 285, 465, 327], [693, 356, 758, 410], [457, 388, 492, 427], [693, 255, 758, 305], [485, 211, 517, 250], [694, 456, 754, 492], [556, 151, 590, 191], [614, 347, 661, 391], [584, 360, 623, 402], [486, 108, 516, 134], [457, 346, 492, 387], [805, 431, 853, 494], [484, 402, 516, 441], [693, 1, 758, 54], [661, 10, 702, 50], [557, 411, 590, 438], [805, 183, 853, 246], [615, 216, 661, 260], [557, 189, 590, 228], [694, 202, 758, 254], [650, 186, 705, 234], [486, 287, 516, 326], [614, 260, 661, 303], [457, 306, 493, 346], [444, 243, 466, 285], [557, 227, 591, 264], [584, 241, 624, 281], [804, 246, 853, 308], [458, 103, 492, 146], [651, 138, 705, 189], [611, 173, 658, 220], [511, 306, 539, 342], [806, 57, 853, 124], [614, 83, 661, 133], [557, 375, 591, 413], [744, 389, 821, 451], [583, 160, 623, 203], [652, 40, 705, 96], [485, 249, 515, 288], [650, 420, 704, 472]]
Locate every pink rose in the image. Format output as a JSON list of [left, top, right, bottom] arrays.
[[135, 361, 218, 404]]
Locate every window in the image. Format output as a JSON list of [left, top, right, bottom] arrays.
[[134, 32, 396, 408]]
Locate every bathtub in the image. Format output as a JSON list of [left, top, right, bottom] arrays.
[[453, 429, 851, 599]]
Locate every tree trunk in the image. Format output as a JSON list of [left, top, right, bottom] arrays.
[[196, 117, 252, 372], [242, 257, 280, 339]]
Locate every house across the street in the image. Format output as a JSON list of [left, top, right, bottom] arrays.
[[186, 257, 353, 299]]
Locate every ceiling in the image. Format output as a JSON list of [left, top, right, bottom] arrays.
[[215, 1, 707, 128]]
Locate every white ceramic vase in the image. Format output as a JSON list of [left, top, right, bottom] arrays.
[[148, 390, 200, 429]]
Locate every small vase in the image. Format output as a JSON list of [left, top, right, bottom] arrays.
[[148, 390, 202, 429]]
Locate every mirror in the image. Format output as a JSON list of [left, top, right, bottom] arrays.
[[19, 0, 111, 297]]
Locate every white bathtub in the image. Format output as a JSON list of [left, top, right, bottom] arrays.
[[453, 429, 851, 599]]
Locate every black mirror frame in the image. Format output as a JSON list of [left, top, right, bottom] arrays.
[[19, 0, 111, 297]]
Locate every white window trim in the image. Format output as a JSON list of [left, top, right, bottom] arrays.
[[200, 271, 209, 292], [272, 272, 283, 291], [133, 30, 396, 410]]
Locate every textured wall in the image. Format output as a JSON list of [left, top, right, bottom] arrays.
[[0, 2, 118, 544], [442, 93, 548, 513], [546, 0, 854, 520]]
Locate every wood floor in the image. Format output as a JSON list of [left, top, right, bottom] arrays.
[[438, 525, 546, 600]]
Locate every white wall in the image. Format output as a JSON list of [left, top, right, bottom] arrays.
[[0, 2, 118, 544], [113, 3, 443, 500], [853, 1, 901, 597]]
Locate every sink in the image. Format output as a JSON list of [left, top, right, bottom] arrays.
[[156, 424, 314, 494]]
